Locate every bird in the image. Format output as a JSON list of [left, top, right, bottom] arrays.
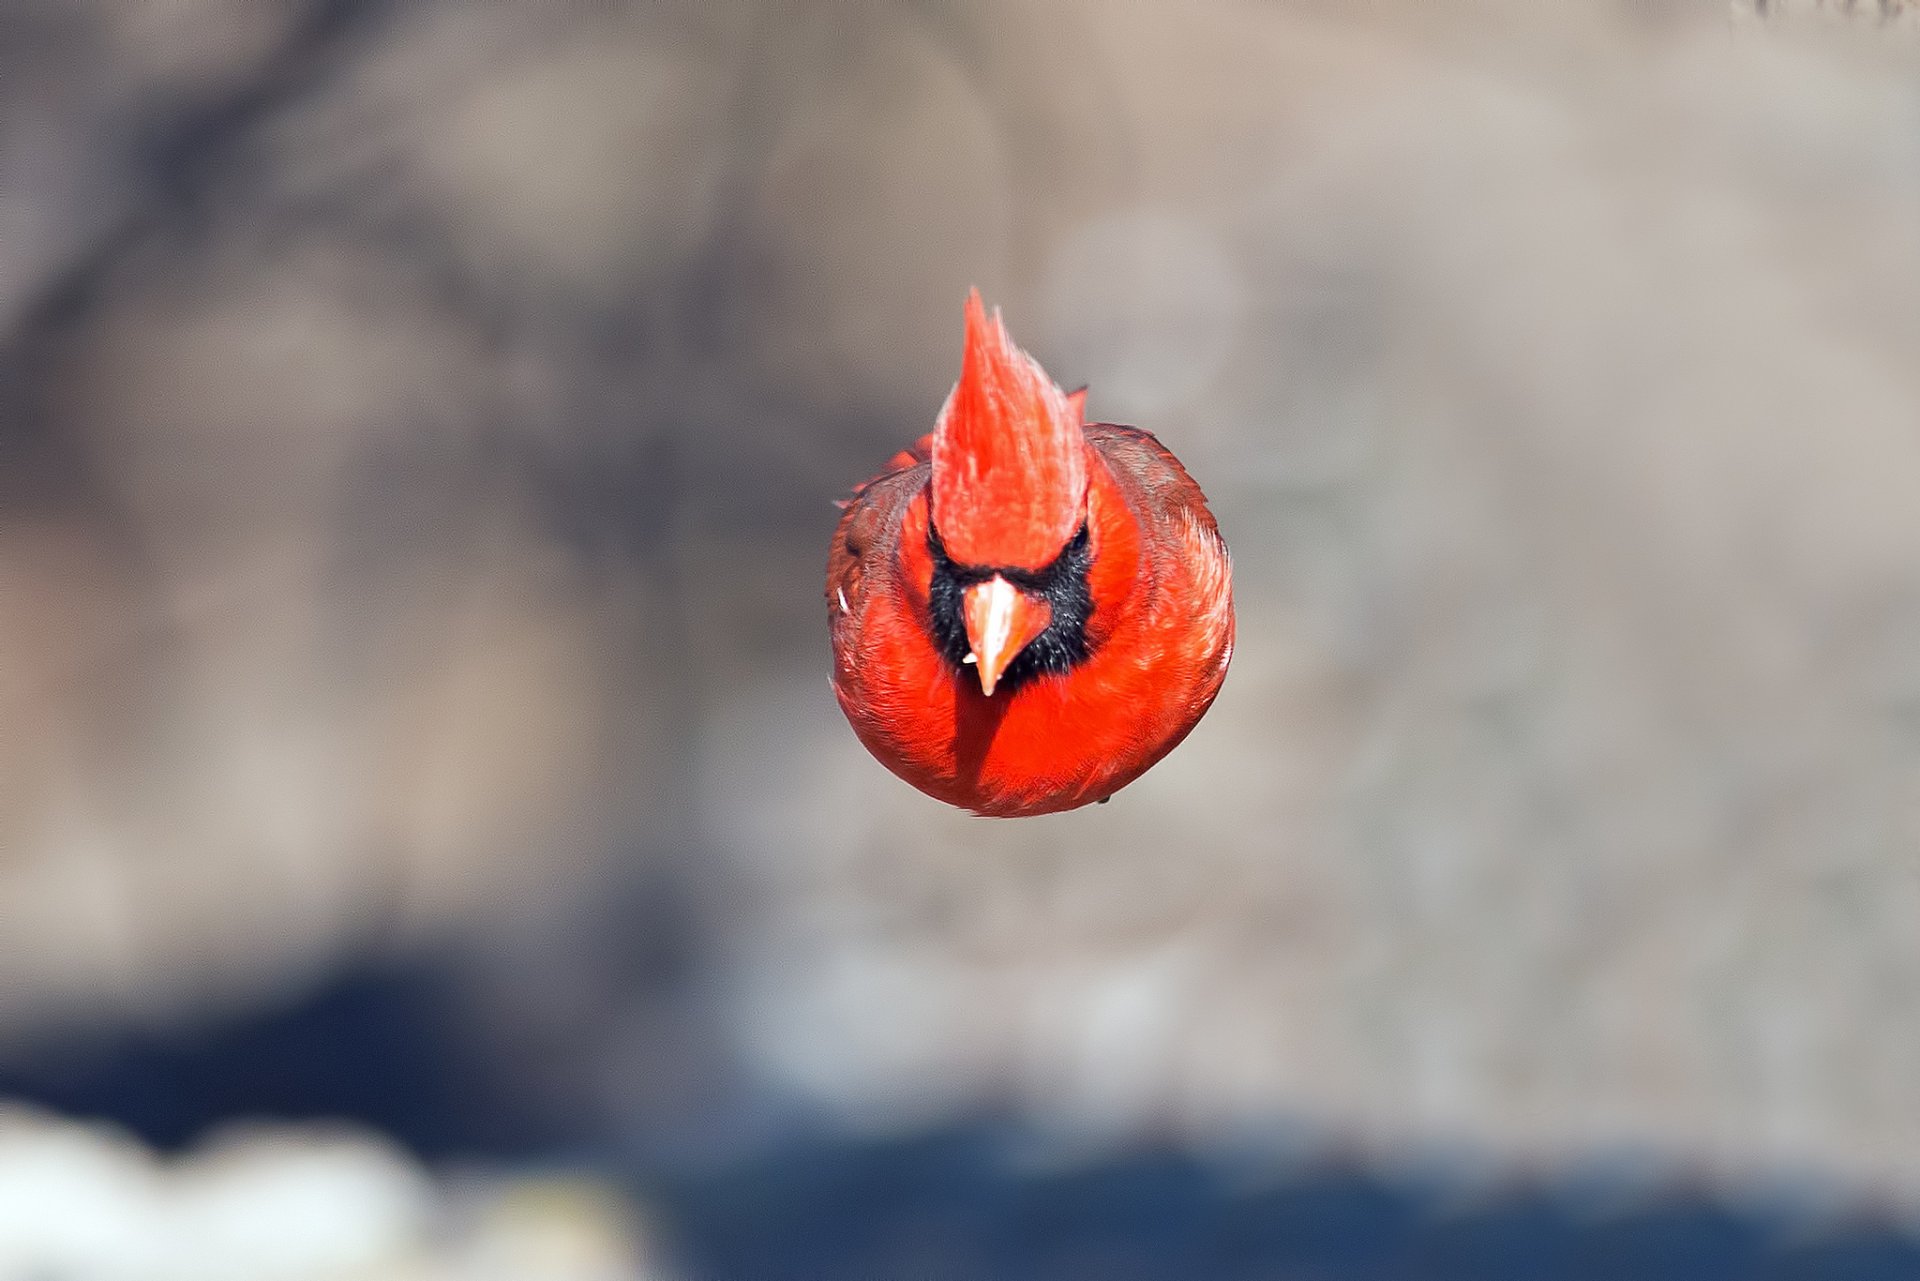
[[825, 289, 1234, 818]]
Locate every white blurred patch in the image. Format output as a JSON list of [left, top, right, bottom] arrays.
[[165, 1127, 433, 1281], [0, 1108, 158, 1278], [0, 1107, 668, 1280]]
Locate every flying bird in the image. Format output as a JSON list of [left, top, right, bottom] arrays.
[[826, 290, 1234, 817]]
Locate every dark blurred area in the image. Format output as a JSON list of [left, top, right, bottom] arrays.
[[4, 0, 1920, 1275]]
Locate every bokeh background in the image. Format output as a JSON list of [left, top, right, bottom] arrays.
[[4, 0, 1920, 1276]]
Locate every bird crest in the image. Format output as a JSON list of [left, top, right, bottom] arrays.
[[931, 290, 1089, 571]]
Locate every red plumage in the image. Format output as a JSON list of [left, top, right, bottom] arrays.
[[827, 290, 1234, 817]]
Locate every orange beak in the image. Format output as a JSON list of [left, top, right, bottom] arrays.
[[961, 576, 1052, 696]]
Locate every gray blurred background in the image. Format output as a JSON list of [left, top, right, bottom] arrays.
[[5, 0, 1920, 1272]]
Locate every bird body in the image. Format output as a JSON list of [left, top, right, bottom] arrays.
[[827, 293, 1233, 817]]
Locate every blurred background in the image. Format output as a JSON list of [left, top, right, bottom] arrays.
[[4, 0, 1920, 1276]]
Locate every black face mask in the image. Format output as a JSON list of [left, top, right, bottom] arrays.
[[926, 520, 1094, 696]]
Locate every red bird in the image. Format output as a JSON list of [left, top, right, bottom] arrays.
[[826, 291, 1234, 817]]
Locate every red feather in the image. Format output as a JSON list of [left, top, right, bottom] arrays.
[[827, 292, 1233, 817], [931, 290, 1088, 571]]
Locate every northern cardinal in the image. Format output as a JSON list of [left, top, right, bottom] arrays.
[[827, 291, 1234, 817]]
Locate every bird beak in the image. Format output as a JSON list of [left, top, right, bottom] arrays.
[[961, 575, 1052, 696]]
